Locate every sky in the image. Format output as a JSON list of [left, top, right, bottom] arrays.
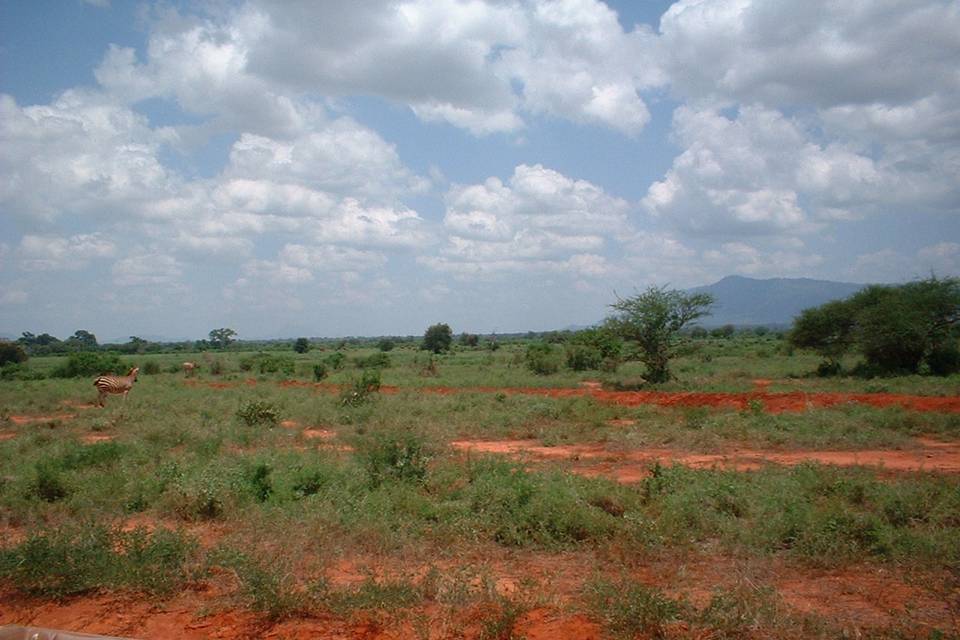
[[1, 0, 958, 341]]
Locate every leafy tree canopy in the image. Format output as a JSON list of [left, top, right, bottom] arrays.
[[606, 286, 714, 383], [421, 323, 453, 354]]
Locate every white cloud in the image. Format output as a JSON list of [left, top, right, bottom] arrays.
[[660, 0, 960, 111], [94, 0, 663, 136], [17, 233, 116, 271], [111, 253, 184, 287], [644, 106, 885, 236], [425, 164, 631, 277], [0, 288, 28, 305], [0, 92, 178, 221]]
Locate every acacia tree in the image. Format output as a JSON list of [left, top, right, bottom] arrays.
[[789, 299, 857, 373], [293, 337, 310, 354], [606, 286, 714, 383], [209, 328, 237, 350]]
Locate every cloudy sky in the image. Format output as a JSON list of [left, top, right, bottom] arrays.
[[1, 0, 958, 340]]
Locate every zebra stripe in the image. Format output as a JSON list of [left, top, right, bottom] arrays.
[[93, 367, 139, 407]]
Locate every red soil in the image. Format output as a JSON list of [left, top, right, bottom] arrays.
[[183, 378, 960, 414], [8, 413, 76, 425], [425, 386, 960, 413], [451, 437, 960, 481], [2, 550, 952, 638]]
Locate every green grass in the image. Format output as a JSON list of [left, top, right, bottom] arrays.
[[1, 342, 959, 634]]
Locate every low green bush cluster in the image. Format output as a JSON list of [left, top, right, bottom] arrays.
[[239, 352, 295, 376], [236, 400, 282, 427], [51, 352, 125, 378], [0, 524, 197, 599]]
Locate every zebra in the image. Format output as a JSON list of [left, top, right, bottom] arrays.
[[183, 361, 198, 377], [93, 367, 139, 407]]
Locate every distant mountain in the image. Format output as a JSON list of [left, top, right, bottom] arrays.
[[688, 275, 866, 327]]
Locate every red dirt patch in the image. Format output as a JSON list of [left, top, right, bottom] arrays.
[[0, 433, 15, 441], [451, 437, 960, 480], [418, 385, 960, 414], [302, 428, 337, 440], [279, 419, 301, 429], [80, 433, 114, 444], [8, 413, 76, 425]]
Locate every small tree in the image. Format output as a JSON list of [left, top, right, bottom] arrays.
[[67, 330, 98, 351], [606, 286, 714, 383], [789, 299, 857, 373], [0, 341, 28, 366], [293, 338, 310, 354], [421, 323, 453, 354], [209, 328, 237, 350], [459, 332, 480, 348]]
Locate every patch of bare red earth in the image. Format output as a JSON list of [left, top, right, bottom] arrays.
[[2, 548, 953, 638], [452, 436, 960, 482]]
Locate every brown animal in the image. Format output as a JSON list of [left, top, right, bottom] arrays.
[[93, 367, 139, 407], [182, 361, 198, 377]]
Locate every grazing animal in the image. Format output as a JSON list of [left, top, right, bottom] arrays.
[[183, 361, 198, 377], [93, 367, 139, 407]]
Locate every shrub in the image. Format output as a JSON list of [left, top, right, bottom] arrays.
[[355, 428, 431, 486], [928, 342, 960, 376], [0, 341, 28, 366], [293, 338, 310, 354], [236, 400, 281, 427], [28, 463, 69, 503], [340, 370, 381, 407], [142, 361, 162, 375], [51, 352, 125, 378], [585, 577, 682, 639], [313, 363, 328, 381], [565, 344, 603, 371], [525, 342, 561, 375], [240, 353, 295, 376], [324, 352, 347, 370], [354, 352, 391, 369], [377, 339, 395, 352]]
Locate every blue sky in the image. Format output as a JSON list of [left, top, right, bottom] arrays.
[[1, 0, 958, 340]]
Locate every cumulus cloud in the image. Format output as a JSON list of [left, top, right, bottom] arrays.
[[651, 0, 960, 233], [111, 253, 184, 287], [424, 164, 631, 278], [0, 92, 178, 221], [659, 0, 960, 110], [94, 0, 663, 136], [17, 233, 116, 271], [644, 106, 885, 235]]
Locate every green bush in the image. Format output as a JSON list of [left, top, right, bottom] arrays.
[[236, 400, 281, 427], [324, 352, 347, 370], [142, 361, 162, 375], [340, 369, 381, 407], [585, 577, 683, 639], [525, 342, 561, 375], [0, 341, 28, 366], [354, 352, 391, 369], [355, 428, 431, 487], [0, 525, 196, 599], [565, 344, 603, 371], [313, 362, 328, 381], [239, 352, 295, 376], [51, 352, 125, 378]]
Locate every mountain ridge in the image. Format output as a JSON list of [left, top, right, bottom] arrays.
[[688, 274, 866, 327]]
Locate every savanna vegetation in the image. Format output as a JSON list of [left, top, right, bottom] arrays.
[[2, 287, 959, 638]]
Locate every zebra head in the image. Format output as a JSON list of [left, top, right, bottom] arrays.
[[128, 367, 140, 380]]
